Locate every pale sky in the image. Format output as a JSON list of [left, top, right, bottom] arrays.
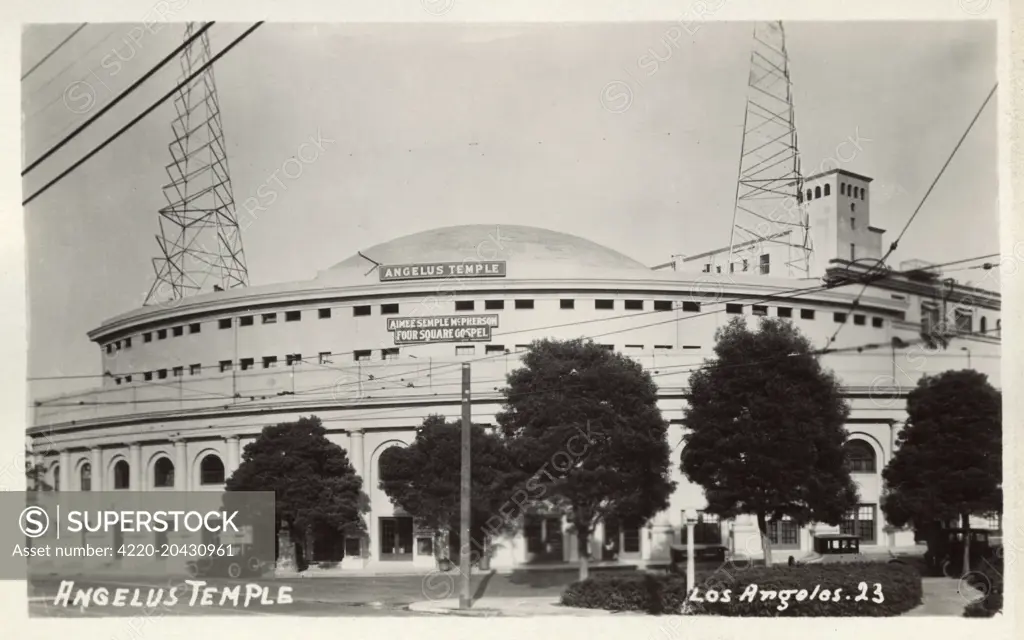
[[22, 21, 998, 396]]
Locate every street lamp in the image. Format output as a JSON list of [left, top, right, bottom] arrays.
[[960, 347, 972, 369], [684, 509, 697, 595]]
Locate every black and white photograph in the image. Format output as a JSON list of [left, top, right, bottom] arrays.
[[7, 1, 1014, 628]]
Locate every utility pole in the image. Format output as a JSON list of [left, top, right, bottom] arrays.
[[459, 362, 472, 609]]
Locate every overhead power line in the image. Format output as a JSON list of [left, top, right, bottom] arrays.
[[825, 83, 998, 350], [21, 23, 88, 82], [22, 22, 264, 207], [22, 22, 216, 177]]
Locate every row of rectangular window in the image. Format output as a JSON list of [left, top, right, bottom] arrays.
[[689, 504, 877, 546], [104, 299, 710, 351], [725, 303, 886, 327], [702, 254, 771, 275], [111, 344, 703, 384]]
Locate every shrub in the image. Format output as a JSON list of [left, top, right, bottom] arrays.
[[685, 562, 922, 617], [560, 572, 692, 614], [962, 556, 1003, 617]]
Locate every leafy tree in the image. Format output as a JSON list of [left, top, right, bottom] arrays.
[[681, 317, 858, 566], [881, 369, 1001, 573], [225, 416, 366, 570], [25, 453, 52, 492], [378, 414, 521, 568], [497, 338, 676, 580]]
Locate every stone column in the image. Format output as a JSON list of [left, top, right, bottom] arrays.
[[58, 450, 71, 492], [225, 436, 240, 477], [128, 443, 141, 490], [349, 430, 365, 478], [173, 439, 188, 491], [90, 447, 103, 492]]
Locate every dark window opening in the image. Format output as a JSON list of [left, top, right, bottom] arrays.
[[113, 460, 130, 490], [595, 299, 614, 310], [834, 312, 848, 323], [157, 329, 168, 340], [218, 319, 231, 329], [381, 303, 399, 315], [853, 315, 866, 326], [759, 254, 770, 275], [154, 458, 174, 488], [200, 455, 225, 485], [144, 332, 152, 342], [319, 308, 332, 319], [240, 358, 254, 371], [824, 184, 831, 196], [144, 372, 153, 381], [285, 310, 301, 322], [682, 301, 701, 312], [560, 299, 575, 310], [172, 366, 183, 377], [239, 316, 253, 326], [845, 440, 877, 473], [485, 300, 504, 310], [485, 345, 506, 354], [694, 511, 722, 545], [777, 307, 792, 318], [262, 356, 278, 369], [354, 305, 371, 316], [381, 348, 399, 361], [286, 354, 302, 366], [262, 313, 277, 324], [726, 303, 743, 314], [801, 309, 815, 320], [654, 300, 672, 311], [172, 326, 183, 337], [624, 300, 643, 311], [840, 504, 876, 544], [189, 364, 201, 375], [515, 299, 534, 309], [872, 317, 884, 328], [455, 300, 475, 311], [189, 323, 201, 334], [354, 350, 372, 362], [219, 360, 232, 372], [752, 305, 768, 316]]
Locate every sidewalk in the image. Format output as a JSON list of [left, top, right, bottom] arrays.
[[408, 596, 629, 617], [903, 577, 984, 616]]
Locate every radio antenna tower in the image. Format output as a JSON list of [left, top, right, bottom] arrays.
[[726, 21, 812, 279], [145, 22, 249, 305]]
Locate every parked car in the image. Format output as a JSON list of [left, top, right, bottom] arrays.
[[669, 542, 728, 573], [187, 549, 267, 579], [795, 533, 862, 565], [922, 527, 994, 575]]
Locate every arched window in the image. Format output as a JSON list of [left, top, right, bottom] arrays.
[[841, 183, 846, 195], [53, 464, 60, 492], [113, 460, 130, 489], [199, 455, 225, 485], [814, 186, 821, 199], [845, 440, 876, 473], [806, 189, 812, 201], [824, 184, 831, 196], [996, 318, 1001, 337], [860, 188, 865, 200], [154, 457, 175, 488], [80, 463, 92, 491], [980, 317, 987, 335]]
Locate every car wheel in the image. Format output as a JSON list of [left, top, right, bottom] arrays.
[[228, 562, 242, 579]]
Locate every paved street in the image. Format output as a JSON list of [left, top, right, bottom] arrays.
[[27, 569, 571, 617]]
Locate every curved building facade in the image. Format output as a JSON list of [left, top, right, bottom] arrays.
[[29, 175, 1002, 569]]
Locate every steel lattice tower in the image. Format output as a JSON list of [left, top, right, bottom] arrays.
[[145, 22, 249, 305], [726, 21, 812, 279]]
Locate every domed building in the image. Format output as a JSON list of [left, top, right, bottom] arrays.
[[28, 170, 1002, 570]]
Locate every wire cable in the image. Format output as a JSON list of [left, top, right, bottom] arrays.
[[22, 22, 263, 207], [22, 22, 216, 177], [22, 24, 88, 82]]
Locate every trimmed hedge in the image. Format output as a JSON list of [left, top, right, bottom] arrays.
[[560, 572, 692, 614], [561, 563, 923, 616], [686, 562, 922, 616], [963, 556, 1003, 617]]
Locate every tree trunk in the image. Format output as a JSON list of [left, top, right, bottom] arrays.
[[961, 512, 971, 574], [577, 524, 590, 581], [757, 512, 774, 567]]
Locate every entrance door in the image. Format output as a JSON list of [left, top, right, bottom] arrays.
[[379, 517, 413, 560]]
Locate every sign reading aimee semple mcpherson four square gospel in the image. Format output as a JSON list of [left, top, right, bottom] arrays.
[[387, 315, 499, 344]]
